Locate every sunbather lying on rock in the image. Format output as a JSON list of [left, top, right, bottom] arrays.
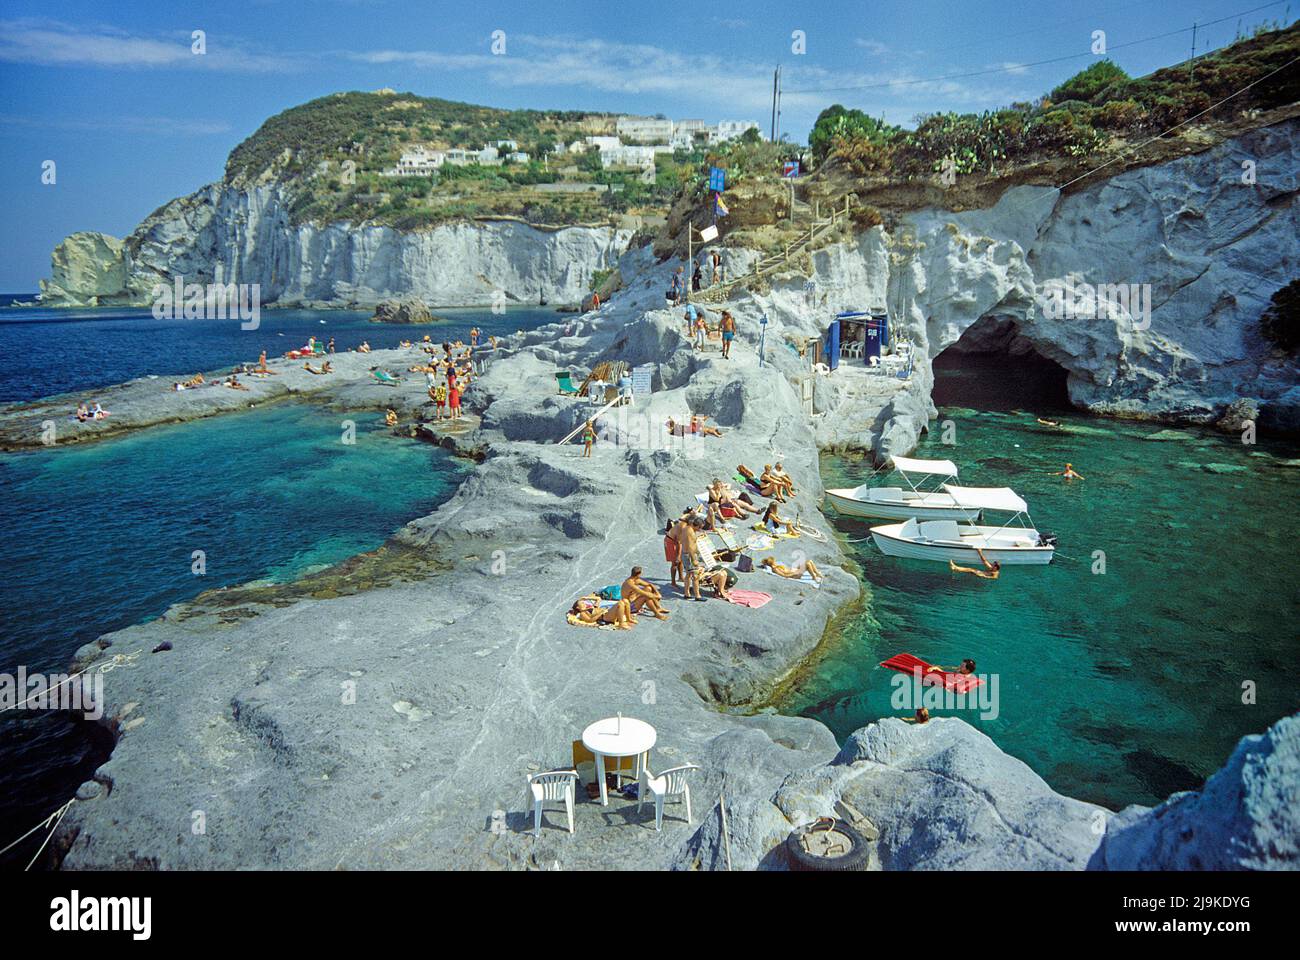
[[304, 361, 332, 375], [622, 567, 669, 620], [570, 596, 634, 629], [254, 351, 277, 374], [224, 376, 249, 391], [690, 414, 722, 437], [761, 556, 823, 582]]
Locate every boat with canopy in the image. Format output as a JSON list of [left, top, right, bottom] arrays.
[[825, 456, 982, 521], [869, 485, 1056, 565]]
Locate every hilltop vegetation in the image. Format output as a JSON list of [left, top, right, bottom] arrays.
[[223, 90, 690, 228], [816, 19, 1300, 184], [663, 19, 1299, 259]]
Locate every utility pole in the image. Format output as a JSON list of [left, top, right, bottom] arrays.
[[770, 66, 779, 142], [1190, 22, 1197, 83], [775, 69, 783, 142]]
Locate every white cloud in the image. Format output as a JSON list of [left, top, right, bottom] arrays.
[[0, 18, 296, 72], [854, 39, 890, 56]]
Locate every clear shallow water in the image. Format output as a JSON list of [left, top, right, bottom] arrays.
[[0, 300, 564, 864], [783, 367, 1300, 810], [0, 403, 468, 864], [0, 304, 558, 402]]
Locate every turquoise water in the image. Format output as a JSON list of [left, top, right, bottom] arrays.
[[0, 402, 467, 862], [785, 394, 1300, 810]]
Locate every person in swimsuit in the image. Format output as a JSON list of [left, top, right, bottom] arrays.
[[581, 420, 596, 458], [664, 520, 683, 588], [432, 382, 447, 418], [757, 465, 788, 502], [672, 517, 706, 601], [1053, 462, 1085, 480], [254, 351, 277, 374], [385, 408, 398, 427], [720, 310, 736, 359], [761, 556, 823, 581], [761, 501, 798, 536], [927, 659, 977, 676], [690, 414, 722, 437], [771, 462, 796, 496], [448, 381, 461, 420], [902, 707, 930, 724], [949, 547, 1001, 580], [570, 596, 634, 630], [709, 479, 759, 519], [622, 567, 669, 620]]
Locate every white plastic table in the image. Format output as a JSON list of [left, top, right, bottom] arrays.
[[581, 716, 657, 806]]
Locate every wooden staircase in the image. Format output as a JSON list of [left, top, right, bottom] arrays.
[[690, 195, 855, 305]]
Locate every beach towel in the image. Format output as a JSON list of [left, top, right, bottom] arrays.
[[763, 567, 820, 588], [752, 523, 799, 539], [726, 589, 772, 609], [880, 653, 983, 694], [745, 535, 775, 552]]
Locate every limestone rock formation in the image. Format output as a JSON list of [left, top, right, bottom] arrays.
[[371, 298, 437, 324], [40, 183, 633, 309], [1089, 712, 1299, 870]]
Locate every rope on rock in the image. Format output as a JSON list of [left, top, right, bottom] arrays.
[[0, 798, 75, 870]]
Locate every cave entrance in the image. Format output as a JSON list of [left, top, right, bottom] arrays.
[[932, 316, 1071, 412]]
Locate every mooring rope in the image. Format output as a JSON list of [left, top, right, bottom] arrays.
[[0, 798, 76, 870]]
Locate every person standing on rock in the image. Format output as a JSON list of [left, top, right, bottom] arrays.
[[720, 311, 736, 358], [675, 517, 707, 602], [581, 420, 596, 458], [447, 379, 462, 421], [669, 267, 684, 306], [432, 382, 447, 419], [664, 520, 683, 589], [327, 337, 335, 354], [711, 250, 722, 285], [470, 327, 480, 348]]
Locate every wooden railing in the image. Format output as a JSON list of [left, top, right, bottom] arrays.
[[689, 195, 855, 305]]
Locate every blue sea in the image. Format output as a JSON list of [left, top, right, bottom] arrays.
[[0, 302, 558, 403], [0, 303, 555, 867]]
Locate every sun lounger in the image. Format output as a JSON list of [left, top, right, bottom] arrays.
[[556, 371, 580, 395], [371, 370, 401, 384]]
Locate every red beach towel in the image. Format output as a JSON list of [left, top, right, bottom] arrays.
[[727, 589, 772, 609], [880, 653, 983, 694]]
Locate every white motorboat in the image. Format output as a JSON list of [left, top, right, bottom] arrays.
[[870, 485, 1056, 565], [825, 456, 982, 522]]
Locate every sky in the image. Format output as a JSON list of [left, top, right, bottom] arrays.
[[0, 0, 1294, 290]]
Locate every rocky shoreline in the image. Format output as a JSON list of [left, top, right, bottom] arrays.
[[27, 117, 1300, 867], [36, 253, 1295, 870]]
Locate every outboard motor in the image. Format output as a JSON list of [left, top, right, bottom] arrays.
[[1037, 532, 1059, 548]]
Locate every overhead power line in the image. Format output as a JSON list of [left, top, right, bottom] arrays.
[[783, 0, 1292, 95]]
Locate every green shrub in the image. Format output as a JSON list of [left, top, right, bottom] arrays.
[[1051, 60, 1130, 104]]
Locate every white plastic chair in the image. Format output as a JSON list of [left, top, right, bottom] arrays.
[[639, 763, 700, 831], [527, 769, 578, 837]]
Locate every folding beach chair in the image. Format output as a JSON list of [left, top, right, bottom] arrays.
[[556, 371, 580, 395]]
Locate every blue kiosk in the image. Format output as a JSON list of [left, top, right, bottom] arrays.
[[824, 310, 889, 369]]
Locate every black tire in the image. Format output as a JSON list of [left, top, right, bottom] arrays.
[[785, 819, 871, 872]]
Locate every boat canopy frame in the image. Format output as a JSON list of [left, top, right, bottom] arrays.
[[887, 455, 959, 495], [942, 484, 1043, 539]]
